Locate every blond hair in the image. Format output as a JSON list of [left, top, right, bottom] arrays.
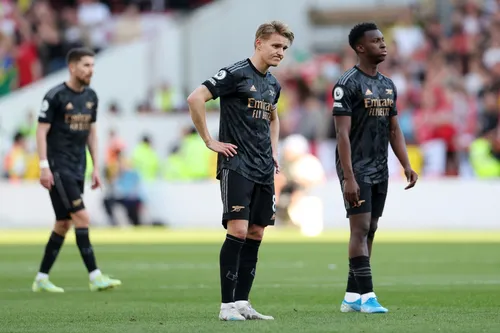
[[254, 21, 294, 48]]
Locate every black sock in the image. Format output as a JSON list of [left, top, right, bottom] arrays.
[[39, 231, 65, 274], [346, 263, 359, 293], [234, 238, 261, 301], [219, 234, 245, 303], [75, 228, 98, 273], [350, 256, 373, 294]]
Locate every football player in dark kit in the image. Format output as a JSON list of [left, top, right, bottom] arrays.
[[32, 48, 121, 293], [187, 21, 294, 321], [332, 23, 418, 313]]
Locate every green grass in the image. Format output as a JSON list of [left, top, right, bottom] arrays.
[[0, 228, 499, 333]]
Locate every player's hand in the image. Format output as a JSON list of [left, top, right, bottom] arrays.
[[273, 155, 280, 174], [343, 178, 360, 206], [40, 168, 54, 190], [404, 168, 418, 190], [91, 170, 102, 190], [206, 139, 238, 157]]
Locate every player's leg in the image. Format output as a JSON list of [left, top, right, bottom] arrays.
[[234, 182, 275, 320], [367, 217, 378, 257], [348, 182, 388, 314], [368, 180, 388, 258], [32, 187, 71, 293], [218, 169, 253, 321], [64, 178, 121, 291], [339, 182, 368, 311]]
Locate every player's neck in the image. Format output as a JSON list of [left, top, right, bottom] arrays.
[[249, 55, 269, 74], [356, 62, 378, 77], [65, 79, 85, 93]]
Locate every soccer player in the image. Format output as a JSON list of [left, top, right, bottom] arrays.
[[187, 21, 294, 321], [32, 48, 122, 293], [332, 23, 418, 313]]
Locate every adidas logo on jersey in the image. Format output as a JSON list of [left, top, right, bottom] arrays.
[[365, 89, 373, 95], [250, 85, 257, 92]]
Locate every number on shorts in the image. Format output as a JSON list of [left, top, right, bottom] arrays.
[[272, 194, 276, 212]]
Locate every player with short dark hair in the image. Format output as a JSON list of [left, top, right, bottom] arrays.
[[332, 23, 418, 313], [32, 47, 121, 292], [187, 21, 294, 321]]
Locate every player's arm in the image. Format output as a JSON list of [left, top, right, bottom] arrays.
[[389, 87, 418, 189], [270, 89, 280, 173], [87, 97, 101, 189], [36, 123, 51, 168], [87, 124, 98, 170], [36, 97, 55, 189], [332, 85, 359, 204], [187, 85, 215, 145], [332, 85, 355, 180], [87, 98, 99, 170], [187, 69, 238, 157]]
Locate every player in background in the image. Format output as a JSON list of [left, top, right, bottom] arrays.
[[187, 21, 294, 321], [332, 23, 418, 313], [32, 48, 121, 292]]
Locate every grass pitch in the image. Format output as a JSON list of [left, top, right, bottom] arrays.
[[0, 228, 499, 333]]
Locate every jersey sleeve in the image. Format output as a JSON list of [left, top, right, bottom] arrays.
[[273, 85, 281, 110], [38, 94, 58, 124], [202, 69, 237, 99], [332, 84, 355, 116], [92, 96, 99, 123], [390, 83, 398, 117]]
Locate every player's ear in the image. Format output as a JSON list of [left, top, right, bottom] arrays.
[[255, 39, 262, 50], [356, 43, 364, 54]]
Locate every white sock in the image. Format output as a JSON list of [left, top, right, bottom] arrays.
[[89, 269, 102, 281], [361, 292, 376, 303], [35, 272, 49, 281], [344, 292, 361, 302], [235, 300, 249, 308], [221, 302, 235, 310]]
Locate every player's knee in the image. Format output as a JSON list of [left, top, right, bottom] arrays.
[[367, 227, 377, 241], [54, 220, 71, 236], [247, 225, 265, 241], [226, 219, 249, 239], [368, 218, 378, 240], [71, 209, 90, 228]]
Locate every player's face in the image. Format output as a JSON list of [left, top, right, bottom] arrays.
[[257, 33, 290, 67], [360, 30, 387, 64], [70, 56, 94, 86]]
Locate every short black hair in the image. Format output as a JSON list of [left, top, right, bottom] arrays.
[[348, 22, 379, 51], [66, 47, 95, 64], [13, 131, 24, 142]]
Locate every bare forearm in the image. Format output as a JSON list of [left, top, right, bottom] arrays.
[[270, 118, 280, 157], [36, 124, 50, 161], [36, 127, 48, 161], [337, 133, 354, 179], [390, 126, 411, 169], [188, 99, 211, 144]]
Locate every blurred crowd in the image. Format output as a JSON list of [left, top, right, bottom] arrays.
[[3, 0, 500, 196]]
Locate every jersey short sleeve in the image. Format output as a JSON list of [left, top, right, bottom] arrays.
[[202, 69, 237, 99], [390, 82, 398, 117], [332, 85, 355, 116], [38, 94, 58, 124], [273, 85, 281, 110], [92, 96, 99, 123]]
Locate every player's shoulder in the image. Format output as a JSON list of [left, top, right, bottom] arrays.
[[44, 83, 67, 100], [265, 72, 281, 89], [223, 59, 250, 76], [84, 87, 99, 99], [335, 67, 362, 91], [378, 72, 397, 89]]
